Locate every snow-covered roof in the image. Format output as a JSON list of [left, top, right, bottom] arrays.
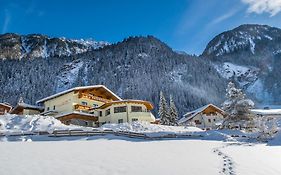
[[36, 85, 122, 104], [179, 104, 224, 124], [17, 102, 44, 110], [251, 109, 281, 116], [10, 102, 44, 114], [0, 102, 12, 108]]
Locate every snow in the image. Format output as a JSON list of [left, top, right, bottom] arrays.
[[137, 52, 149, 58], [0, 114, 81, 134], [71, 38, 110, 50], [249, 38, 255, 54], [100, 122, 202, 137], [223, 143, 281, 175], [214, 62, 259, 86], [55, 60, 85, 92], [265, 35, 273, 40], [247, 79, 272, 103], [0, 139, 223, 175], [1, 137, 281, 175], [251, 109, 281, 116]]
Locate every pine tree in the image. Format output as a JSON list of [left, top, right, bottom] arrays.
[[158, 91, 169, 125], [169, 95, 178, 126]]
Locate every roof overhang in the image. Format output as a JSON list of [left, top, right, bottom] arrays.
[[56, 112, 98, 122], [93, 100, 154, 111], [36, 85, 122, 104]]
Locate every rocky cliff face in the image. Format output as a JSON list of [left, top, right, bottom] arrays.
[[0, 33, 109, 60]]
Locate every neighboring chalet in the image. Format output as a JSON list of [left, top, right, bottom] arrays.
[[36, 85, 156, 127], [179, 104, 225, 130], [0, 103, 12, 115], [251, 109, 281, 119]]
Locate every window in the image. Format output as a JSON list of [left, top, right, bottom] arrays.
[[132, 118, 138, 122], [85, 121, 88, 126], [114, 106, 126, 113], [105, 109, 111, 116], [131, 106, 142, 112], [53, 106, 56, 110], [194, 120, 201, 124], [47, 107, 50, 111], [99, 111, 103, 117], [118, 119, 124, 123], [208, 119, 211, 123], [81, 101, 88, 106], [213, 119, 216, 122], [93, 104, 98, 107]]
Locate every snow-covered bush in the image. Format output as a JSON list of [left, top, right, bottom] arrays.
[[255, 117, 279, 141]]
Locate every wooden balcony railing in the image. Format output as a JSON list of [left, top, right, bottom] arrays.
[[78, 93, 112, 103], [74, 104, 92, 111]]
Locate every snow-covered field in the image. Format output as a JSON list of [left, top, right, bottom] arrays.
[[0, 138, 281, 175], [1, 114, 281, 175]]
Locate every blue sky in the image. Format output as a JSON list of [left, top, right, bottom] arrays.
[[1, 0, 281, 54]]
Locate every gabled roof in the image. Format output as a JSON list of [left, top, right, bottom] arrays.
[[178, 104, 224, 124], [36, 85, 122, 104]]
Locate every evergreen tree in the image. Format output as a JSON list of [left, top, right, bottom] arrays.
[[222, 82, 255, 129], [169, 95, 178, 126], [158, 91, 169, 125]]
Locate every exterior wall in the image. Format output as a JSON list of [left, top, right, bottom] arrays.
[[43, 92, 75, 115], [189, 113, 224, 129], [98, 103, 155, 125], [42, 91, 106, 115], [69, 119, 94, 127], [23, 109, 41, 115]]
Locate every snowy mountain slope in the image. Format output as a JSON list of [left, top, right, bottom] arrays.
[[213, 62, 259, 86], [0, 33, 109, 60], [202, 24, 281, 105], [203, 24, 281, 57]]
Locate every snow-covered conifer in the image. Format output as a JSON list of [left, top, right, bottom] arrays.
[[221, 82, 255, 129], [158, 91, 170, 125], [169, 95, 178, 126]]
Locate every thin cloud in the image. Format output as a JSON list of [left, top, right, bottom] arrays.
[[210, 10, 238, 25], [242, 0, 281, 16], [2, 10, 11, 33]]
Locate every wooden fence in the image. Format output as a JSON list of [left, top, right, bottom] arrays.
[[0, 129, 205, 140]]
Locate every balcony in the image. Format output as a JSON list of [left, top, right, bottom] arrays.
[[74, 104, 92, 111], [78, 93, 112, 103]]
